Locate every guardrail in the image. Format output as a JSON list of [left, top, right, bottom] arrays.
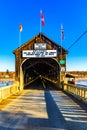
[[63, 83, 87, 103], [0, 81, 19, 102]]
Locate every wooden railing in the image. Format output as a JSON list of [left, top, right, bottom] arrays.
[[63, 83, 87, 103]]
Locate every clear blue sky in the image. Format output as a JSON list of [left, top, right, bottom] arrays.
[[0, 0, 87, 71]]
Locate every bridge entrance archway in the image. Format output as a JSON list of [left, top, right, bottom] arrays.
[[13, 33, 68, 90], [21, 58, 60, 89]]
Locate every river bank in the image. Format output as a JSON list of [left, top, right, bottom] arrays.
[[0, 78, 15, 87]]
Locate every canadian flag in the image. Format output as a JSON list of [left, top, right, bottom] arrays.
[[40, 10, 45, 26]]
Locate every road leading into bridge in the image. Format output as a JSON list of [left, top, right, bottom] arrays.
[[0, 89, 87, 130]]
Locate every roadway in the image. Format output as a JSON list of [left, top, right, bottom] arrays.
[[0, 83, 87, 129]]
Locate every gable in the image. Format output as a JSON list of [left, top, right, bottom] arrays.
[[13, 33, 68, 55]]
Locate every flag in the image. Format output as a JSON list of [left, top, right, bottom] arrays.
[[61, 25, 64, 40], [19, 24, 23, 32], [40, 10, 45, 26]]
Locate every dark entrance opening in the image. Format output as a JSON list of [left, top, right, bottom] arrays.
[[22, 58, 60, 90]]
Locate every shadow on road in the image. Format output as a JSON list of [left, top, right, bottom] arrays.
[[63, 91, 87, 111], [44, 91, 67, 129]]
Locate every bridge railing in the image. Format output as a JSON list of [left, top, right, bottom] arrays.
[[63, 83, 87, 103], [0, 81, 19, 102]]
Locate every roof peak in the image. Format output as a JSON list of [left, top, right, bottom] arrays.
[[13, 32, 68, 54]]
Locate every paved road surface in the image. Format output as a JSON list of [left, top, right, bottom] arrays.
[[0, 90, 87, 130]]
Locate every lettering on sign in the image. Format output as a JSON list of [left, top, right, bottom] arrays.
[[22, 50, 57, 58], [34, 43, 46, 50]]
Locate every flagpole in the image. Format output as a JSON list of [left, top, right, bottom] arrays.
[[60, 24, 63, 60], [40, 17, 42, 33], [19, 24, 22, 90], [19, 31, 21, 47], [19, 30, 21, 90], [60, 24, 64, 83], [40, 10, 45, 37], [40, 17, 42, 38], [40, 10, 42, 39], [60, 25, 62, 84]]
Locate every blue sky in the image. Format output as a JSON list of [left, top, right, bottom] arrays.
[[0, 0, 87, 71]]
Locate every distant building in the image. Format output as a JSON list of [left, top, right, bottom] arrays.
[[67, 71, 87, 78], [0, 71, 15, 79]]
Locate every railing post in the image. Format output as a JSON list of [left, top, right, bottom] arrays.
[[84, 90, 85, 99]]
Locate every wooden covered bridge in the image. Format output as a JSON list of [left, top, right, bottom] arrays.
[[13, 33, 68, 90]]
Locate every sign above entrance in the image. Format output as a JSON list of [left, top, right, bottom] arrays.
[[34, 43, 46, 50], [22, 50, 57, 58]]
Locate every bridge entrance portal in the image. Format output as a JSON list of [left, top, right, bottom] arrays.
[[13, 33, 68, 90], [22, 58, 60, 89]]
